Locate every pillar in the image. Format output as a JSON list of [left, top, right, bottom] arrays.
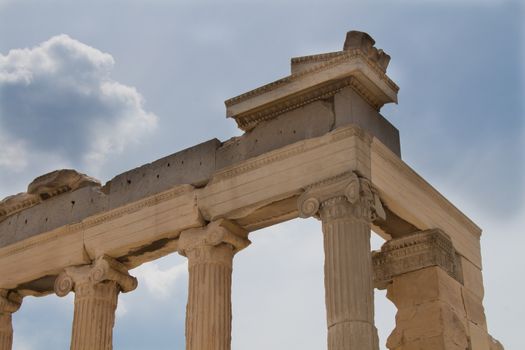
[[54, 255, 137, 350], [298, 171, 386, 350], [373, 229, 469, 350], [0, 290, 21, 350], [178, 219, 250, 350]]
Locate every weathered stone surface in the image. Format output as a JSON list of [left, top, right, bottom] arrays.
[[334, 87, 400, 155], [55, 256, 137, 350], [107, 139, 220, 209], [0, 186, 108, 247], [462, 288, 487, 329], [461, 256, 485, 300], [343, 31, 391, 72], [386, 267, 469, 350], [386, 267, 465, 315], [371, 139, 483, 268], [373, 229, 462, 289], [0, 290, 21, 350], [179, 220, 249, 350], [0, 31, 497, 350], [227, 31, 398, 132], [216, 100, 334, 169], [28, 169, 101, 200], [469, 321, 490, 350], [298, 172, 381, 350], [0, 193, 39, 223]]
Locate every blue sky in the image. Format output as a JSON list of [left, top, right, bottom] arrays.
[[0, 0, 523, 349]]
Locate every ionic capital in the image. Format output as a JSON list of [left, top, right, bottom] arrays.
[[178, 219, 250, 267], [179, 219, 250, 254], [372, 229, 462, 289], [54, 255, 137, 297], [297, 171, 385, 222], [0, 290, 21, 315]]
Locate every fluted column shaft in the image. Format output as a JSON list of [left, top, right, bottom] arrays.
[[70, 281, 119, 350], [186, 245, 233, 350], [179, 219, 250, 350], [298, 172, 384, 350], [55, 256, 137, 350], [0, 290, 21, 350], [320, 197, 376, 350], [0, 314, 13, 350]]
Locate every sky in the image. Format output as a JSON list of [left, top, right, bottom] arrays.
[[0, 0, 523, 349]]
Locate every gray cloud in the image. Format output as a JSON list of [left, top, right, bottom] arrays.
[[0, 34, 157, 176]]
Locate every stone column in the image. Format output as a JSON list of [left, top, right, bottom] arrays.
[[54, 256, 137, 350], [298, 171, 385, 350], [373, 229, 469, 350], [0, 290, 21, 350], [178, 219, 250, 350]]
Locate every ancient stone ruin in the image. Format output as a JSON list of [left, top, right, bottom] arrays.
[[0, 31, 504, 350]]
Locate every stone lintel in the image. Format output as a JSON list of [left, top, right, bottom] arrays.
[[373, 229, 462, 289]]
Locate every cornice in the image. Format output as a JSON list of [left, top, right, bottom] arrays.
[[290, 51, 347, 64], [225, 50, 398, 108], [234, 76, 383, 132], [372, 229, 463, 288], [0, 193, 40, 222]]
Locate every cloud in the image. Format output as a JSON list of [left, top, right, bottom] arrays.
[[132, 260, 188, 299], [0, 34, 158, 176], [0, 130, 27, 170]]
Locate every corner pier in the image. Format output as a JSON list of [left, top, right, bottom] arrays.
[[0, 31, 503, 350]]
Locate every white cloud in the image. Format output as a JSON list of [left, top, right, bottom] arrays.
[[0, 130, 27, 171], [0, 34, 158, 177], [132, 260, 188, 299]]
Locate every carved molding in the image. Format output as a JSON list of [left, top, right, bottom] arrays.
[[0, 169, 100, 223], [0, 290, 21, 314], [28, 169, 100, 200], [226, 49, 398, 109], [234, 76, 382, 132], [179, 219, 250, 255], [225, 30, 399, 132], [54, 256, 137, 297], [297, 171, 386, 223], [0, 193, 39, 222], [372, 229, 462, 289], [179, 219, 250, 268]]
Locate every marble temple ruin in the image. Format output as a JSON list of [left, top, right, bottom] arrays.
[[0, 31, 504, 350]]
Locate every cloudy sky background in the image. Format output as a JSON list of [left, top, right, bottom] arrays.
[[0, 0, 523, 349]]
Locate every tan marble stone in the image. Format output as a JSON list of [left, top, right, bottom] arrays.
[[298, 171, 384, 350], [461, 256, 485, 300], [0, 290, 21, 350], [469, 321, 490, 350], [55, 256, 137, 350], [0, 30, 502, 350], [179, 220, 249, 350], [385, 267, 469, 350]]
